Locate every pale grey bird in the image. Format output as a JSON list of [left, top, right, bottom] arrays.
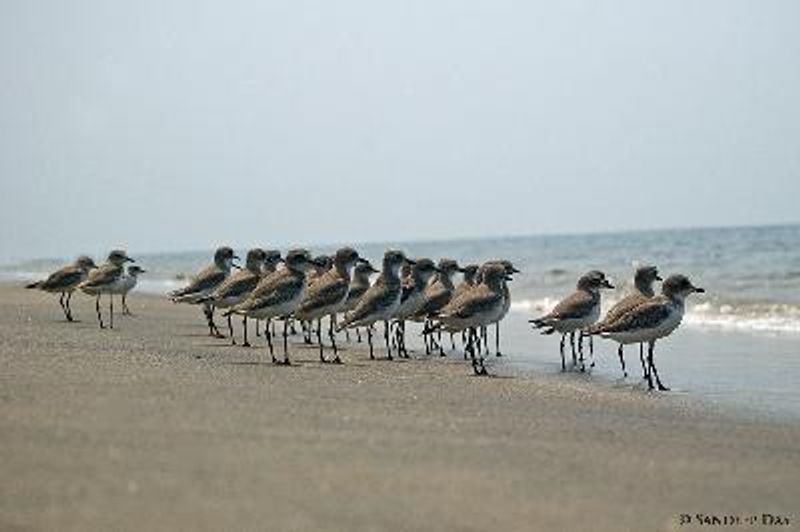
[[26, 255, 97, 322], [78, 249, 135, 329], [477, 260, 520, 357], [529, 270, 614, 372], [169, 246, 239, 337], [393, 258, 440, 358], [117, 265, 147, 315], [338, 250, 413, 360], [590, 274, 704, 391]]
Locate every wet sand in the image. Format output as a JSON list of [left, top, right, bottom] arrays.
[[1, 283, 798, 531]]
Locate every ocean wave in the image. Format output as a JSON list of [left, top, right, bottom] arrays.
[[511, 297, 800, 334]]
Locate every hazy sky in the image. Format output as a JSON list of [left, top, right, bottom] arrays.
[[1, 0, 798, 261]]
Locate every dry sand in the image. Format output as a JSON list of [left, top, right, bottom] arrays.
[[1, 283, 798, 531]]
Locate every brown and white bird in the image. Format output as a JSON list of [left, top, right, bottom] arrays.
[[434, 263, 511, 375], [393, 258, 440, 358], [169, 246, 238, 337], [590, 274, 704, 391], [476, 260, 520, 357], [411, 258, 464, 356], [529, 270, 614, 372], [341, 260, 379, 343], [588, 265, 662, 378], [200, 248, 269, 346], [26, 255, 97, 322], [294, 247, 364, 363], [338, 250, 413, 360], [117, 265, 147, 315], [227, 249, 316, 365], [78, 249, 136, 329]]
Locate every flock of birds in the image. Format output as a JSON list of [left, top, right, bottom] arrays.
[[25, 246, 705, 390]]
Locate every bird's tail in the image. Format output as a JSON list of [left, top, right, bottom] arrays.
[[421, 321, 441, 335], [25, 281, 42, 289]]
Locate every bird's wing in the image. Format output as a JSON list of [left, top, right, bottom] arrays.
[[546, 290, 596, 321], [346, 283, 391, 323], [441, 288, 501, 320], [297, 276, 348, 314], [414, 284, 451, 316], [598, 300, 671, 333], [170, 266, 226, 297], [600, 293, 648, 326], [40, 266, 83, 291], [212, 271, 258, 299], [238, 274, 302, 312], [82, 264, 120, 287]]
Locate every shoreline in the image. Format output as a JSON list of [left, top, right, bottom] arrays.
[[2, 283, 798, 531]]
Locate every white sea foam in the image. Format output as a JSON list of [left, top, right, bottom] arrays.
[[510, 297, 800, 335]]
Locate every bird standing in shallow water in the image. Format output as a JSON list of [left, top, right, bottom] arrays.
[[590, 274, 704, 391], [529, 270, 614, 372], [588, 265, 662, 378]]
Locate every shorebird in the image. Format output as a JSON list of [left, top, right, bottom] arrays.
[[78, 249, 136, 329], [477, 260, 520, 357], [587, 265, 662, 378], [341, 260, 379, 343], [433, 263, 511, 375], [411, 258, 464, 356], [199, 248, 268, 346], [294, 247, 364, 364], [590, 274, 704, 391], [338, 250, 412, 360], [118, 265, 146, 315], [529, 270, 614, 371], [255, 249, 282, 338], [226, 249, 316, 365], [169, 246, 238, 337], [393, 258, 440, 358], [25, 255, 97, 322], [300, 254, 332, 343]]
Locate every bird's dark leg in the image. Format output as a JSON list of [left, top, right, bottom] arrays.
[[242, 316, 250, 347], [384, 320, 393, 360], [345, 328, 350, 342], [481, 326, 489, 355], [356, 327, 362, 343], [437, 329, 445, 357], [367, 326, 375, 360], [639, 343, 649, 380], [645, 341, 656, 390], [255, 319, 261, 337], [281, 318, 290, 365], [95, 295, 104, 328], [58, 293, 69, 321], [265, 319, 276, 363], [303, 320, 312, 344], [423, 320, 431, 355], [329, 315, 341, 364], [289, 319, 298, 335], [108, 294, 114, 329], [577, 332, 585, 371], [495, 322, 502, 357], [569, 332, 577, 369], [560, 333, 566, 371], [648, 341, 669, 391], [317, 318, 326, 363], [450, 332, 455, 351], [227, 314, 236, 345], [66, 292, 75, 321], [617, 344, 628, 378], [122, 294, 131, 315]]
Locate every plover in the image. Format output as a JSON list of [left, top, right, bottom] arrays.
[[341, 260, 379, 343], [590, 274, 704, 390], [529, 270, 614, 371], [300, 254, 332, 343], [411, 258, 464, 356], [226, 249, 315, 364], [478, 260, 520, 357], [169, 246, 238, 337], [118, 265, 147, 315], [255, 249, 282, 338], [588, 265, 661, 378], [434, 263, 510, 375], [338, 250, 412, 360], [25, 255, 97, 322], [393, 258, 440, 358], [295, 247, 363, 363], [78, 249, 136, 329], [200, 248, 268, 346]]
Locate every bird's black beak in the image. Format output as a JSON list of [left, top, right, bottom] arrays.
[[694, 286, 705, 293], [125, 256, 135, 263], [277, 257, 285, 263], [405, 258, 417, 266], [603, 280, 615, 289], [655, 274, 663, 281], [511, 266, 521, 274], [357, 257, 369, 265], [504, 275, 514, 282]]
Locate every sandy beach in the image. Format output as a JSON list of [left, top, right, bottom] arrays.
[[1, 283, 798, 531]]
